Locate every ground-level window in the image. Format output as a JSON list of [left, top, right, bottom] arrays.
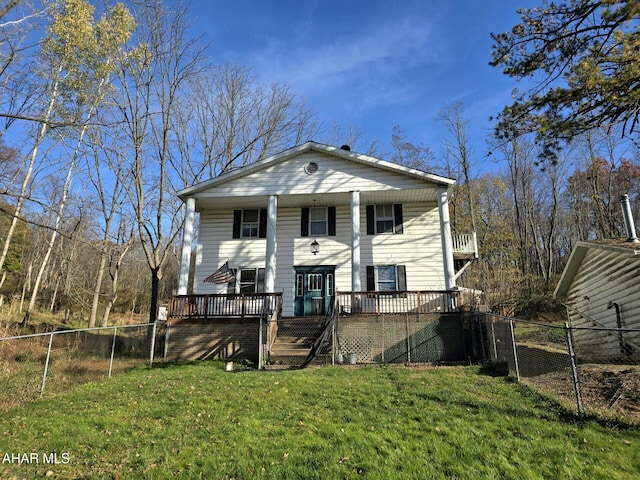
[[366, 265, 407, 292], [227, 268, 265, 294]]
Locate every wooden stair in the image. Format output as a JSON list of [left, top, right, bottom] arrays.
[[267, 317, 330, 365]]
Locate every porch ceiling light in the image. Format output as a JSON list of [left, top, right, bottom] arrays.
[[310, 239, 320, 255]]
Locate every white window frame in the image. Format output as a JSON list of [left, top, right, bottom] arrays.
[[232, 267, 264, 293], [375, 204, 394, 234], [296, 274, 304, 297], [308, 273, 323, 292], [375, 265, 398, 292], [241, 209, 259, 238], [309, 207, 328, 236]]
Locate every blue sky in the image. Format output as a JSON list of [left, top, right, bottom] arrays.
[[191, 0, 536, 171]]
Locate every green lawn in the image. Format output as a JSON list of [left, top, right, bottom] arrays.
[[1, 362, 638, 479]]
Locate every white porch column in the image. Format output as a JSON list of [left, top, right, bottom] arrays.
[[437, 187, 456, 290], [177, 197, 196, 295], [264, 195, 278, 293], [350, 191, 361, 291]]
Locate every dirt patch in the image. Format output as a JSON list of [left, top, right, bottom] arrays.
[[524, 363, 640, 423], [578, 364, 640, 421]]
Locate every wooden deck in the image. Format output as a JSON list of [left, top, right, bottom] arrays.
[[167, 293, 282, 325]]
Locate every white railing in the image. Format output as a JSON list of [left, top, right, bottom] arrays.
[[452, 232, 478, 256]]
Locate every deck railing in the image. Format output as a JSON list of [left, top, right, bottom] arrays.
[[336, 290, 460, 315], [452, 232, 478, 257], [167, 293, 283, 324]]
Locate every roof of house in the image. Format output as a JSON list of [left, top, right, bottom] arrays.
[[554, 239, 640, 299], [177, 141, 455, 200]]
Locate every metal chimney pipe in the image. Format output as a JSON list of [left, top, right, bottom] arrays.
[[620, 194, 639, 243]]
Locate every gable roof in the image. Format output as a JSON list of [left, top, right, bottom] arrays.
[[554, 239, 640, 299], [177, 141, 455, 200]]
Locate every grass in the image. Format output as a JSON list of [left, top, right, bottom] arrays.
[[0, 362, 638, 479]]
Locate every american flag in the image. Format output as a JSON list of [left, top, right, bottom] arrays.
[[203, 261, 235, 284]]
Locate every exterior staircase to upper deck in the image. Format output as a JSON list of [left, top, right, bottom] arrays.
[[267, 317, 330, 365]]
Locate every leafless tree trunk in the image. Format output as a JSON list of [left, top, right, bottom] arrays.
[[439, 102, 477, 233]]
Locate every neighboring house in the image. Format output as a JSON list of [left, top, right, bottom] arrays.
[[554, 195, 640, 358], [174, 141, 477, 319]]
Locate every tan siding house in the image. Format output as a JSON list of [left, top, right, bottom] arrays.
[[555, 239, 640, 358], [176, 142, 467, 318]]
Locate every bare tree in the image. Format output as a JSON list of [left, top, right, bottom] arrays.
[[18, 0, 135, 324], [112, 0, 206, 322], [85, 126, 135, 327], [176, 63, 319, 184], [438, 102, 477, 233]]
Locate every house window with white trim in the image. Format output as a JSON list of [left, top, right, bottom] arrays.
[[241, 209, 259, 238], [366, 265, 407, 292], [310, 207, 327, 236], [375, 204, 394, 234], [366, 204, 404, 235], [227, 268, 265, 293]]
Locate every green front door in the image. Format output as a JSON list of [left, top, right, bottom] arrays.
[[294, 266, 335, 316]]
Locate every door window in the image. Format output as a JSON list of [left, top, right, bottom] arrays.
[[308, 273, 323, 291]]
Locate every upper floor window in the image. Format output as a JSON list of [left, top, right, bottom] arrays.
[[233, 209, 267, 239], [310, 207, 327, 236], [366, 204, 404, 234], [241, 209, 259, 237], [301, 206, 336, 237], [375, 204, 394, 234]]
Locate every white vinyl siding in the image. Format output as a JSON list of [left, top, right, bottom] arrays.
[[195, 152, 433, 198], [563, 247, 640, 357], [194, 202, 445, 316]]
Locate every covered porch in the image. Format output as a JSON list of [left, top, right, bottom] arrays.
[[166, 290, 462, 324]]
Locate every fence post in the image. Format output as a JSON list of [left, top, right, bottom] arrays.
[[40, 332, 54, 397], [164, 323, 170, 362], [258, 311, 264, 369], [149, 321, 158, 366], [405, 314, 411, 364], [490, 321, 498, 362], [509, 319, 520, 383], [331, 319, 336, 366], [108, 327, 118, 378], [564, 322, 584, 417]]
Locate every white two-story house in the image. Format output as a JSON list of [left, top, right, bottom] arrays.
[[174, 141, 476, 320]]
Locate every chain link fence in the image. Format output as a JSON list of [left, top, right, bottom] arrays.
[[0, 322, 165, 411], [483, 313, 640, 423], [335, 313, 477, 365]]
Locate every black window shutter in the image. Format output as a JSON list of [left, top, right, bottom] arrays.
[[232, 210, 242, 238], [328, 207, 336, 236], [301, 208, 309, 237], [258, 209, 267, 238], [393, 204, 404, 234], [366, 205, 375, 235], [366, 266, 375, 291], [396, 265, 407, 291], [257, 268, 265, 293]]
